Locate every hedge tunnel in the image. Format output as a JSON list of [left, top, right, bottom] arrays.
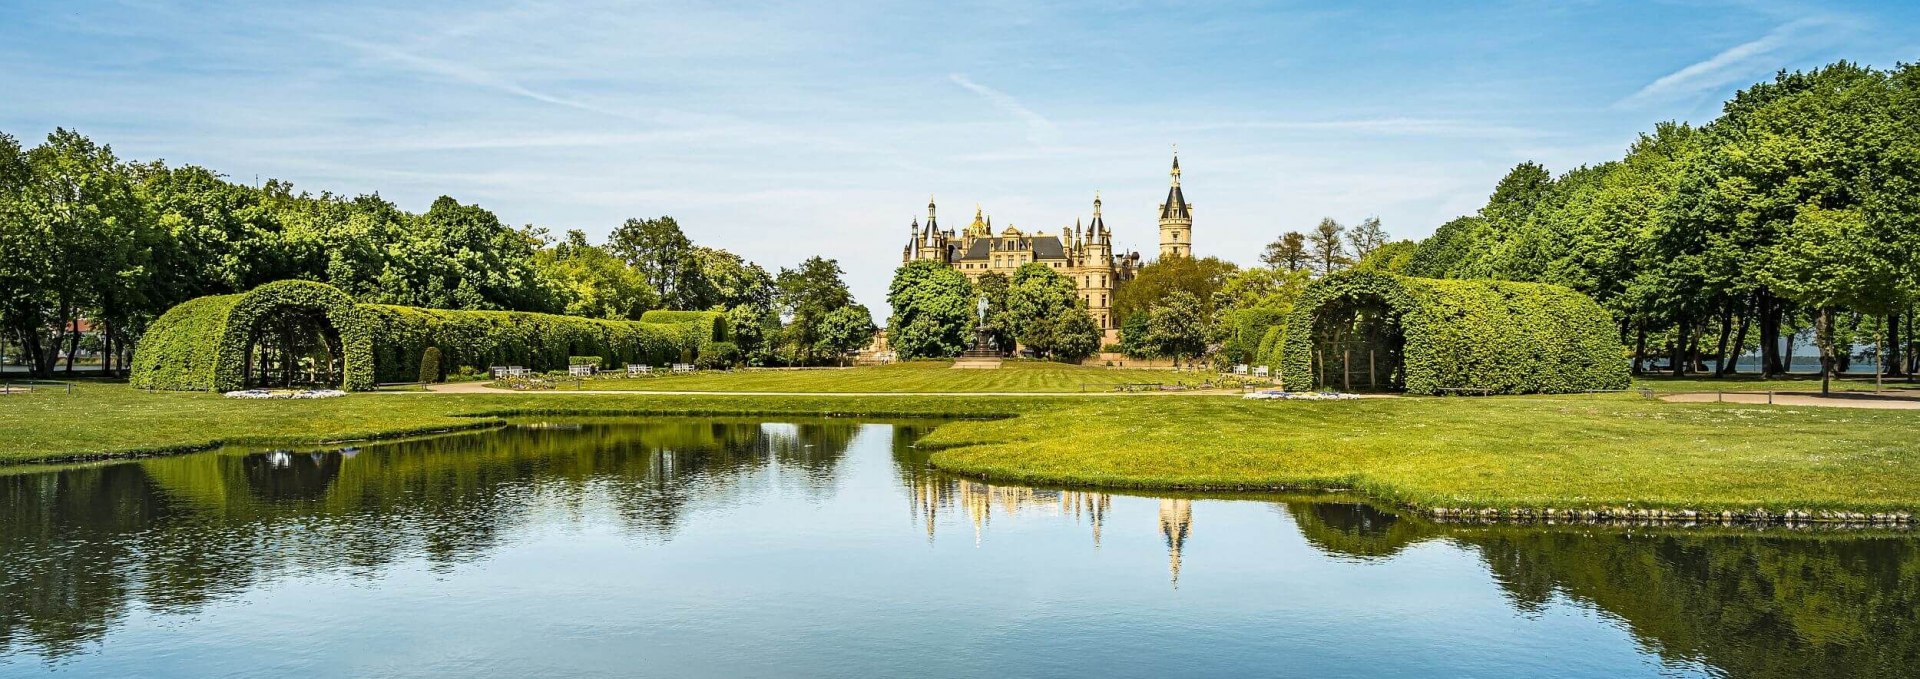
[[1280, 272, 1628, 395], [131, 280, 375, 392], [133, 281, 727, 392]]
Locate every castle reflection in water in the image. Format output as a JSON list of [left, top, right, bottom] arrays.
[[907, 475, 1194, 584]]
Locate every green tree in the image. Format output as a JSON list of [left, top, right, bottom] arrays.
[[535, 229, 657, 320], [775, 256, 854, 365], [1111, 255, 1237, 329], [688, 246, 775, 313], [1307, 217, 1349, 274], [815, 304, 877, 365], [3, 129, 149, 377], [1261, 231, 1308, 271], [972, 271, 1014, 352], [885, 259, 975, 359], [1006, 263, 1091, 360], [1346, 216, 1388, 261], [609, 216, 702, 308], [1147, 290, 1207, 365], [1353, 240, 1419, 273]]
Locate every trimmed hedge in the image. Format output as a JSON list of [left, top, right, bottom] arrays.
[[132, 280, 376, 392], [360, 305, 700, 382], [133, 280, 723, 391], [130, 294, 245, 391], [1280, 272, 1627, 395], [419, 346, 442, 383], [637, 310, 729, 342]]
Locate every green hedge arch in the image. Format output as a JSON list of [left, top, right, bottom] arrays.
[[1280, 272, 1628, 395], [135, 280, 728, 391], [132, 280, 375, 391]]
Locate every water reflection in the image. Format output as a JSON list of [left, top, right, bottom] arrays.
[[0, 419, 1916, 678]]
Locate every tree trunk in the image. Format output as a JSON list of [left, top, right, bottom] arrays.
[[1817, 308, 1834, 396], [1725, 303, 1752, 376], [1758, 291, 1782, 377], [1886, 312, 1903, 377], [1784, 329, 1796, 374], [1631, 326, 1648, 376], [1712, 303, 1734, 377], [1670, 313, 1689, 377]]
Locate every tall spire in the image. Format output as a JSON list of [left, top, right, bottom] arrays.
[[1089, 191, 1107, 236], [925, 195, 939, 235], [1158, 148, 1192, 258]]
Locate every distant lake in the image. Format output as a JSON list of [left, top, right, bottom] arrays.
[[2, 419, 1914, 677]]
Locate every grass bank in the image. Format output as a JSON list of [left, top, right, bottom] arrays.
[[10, 381, 1920, 519], [0, 381, 1060, 464], [922, 393, 1920, 515], [569, 359, 1202, 392]]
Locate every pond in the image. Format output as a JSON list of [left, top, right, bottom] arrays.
[[2, 419, 1915, 677]]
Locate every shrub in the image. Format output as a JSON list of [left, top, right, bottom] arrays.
[[695, 341, 740, 370], [568, 355, 603, 367], [419, 346, 442, 383], [360, 304, 695, 383], [638, 310, 729, 342], [1280, 272, 1627, 395]]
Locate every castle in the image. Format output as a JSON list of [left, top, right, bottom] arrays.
[[902, 153, 1194, 344]]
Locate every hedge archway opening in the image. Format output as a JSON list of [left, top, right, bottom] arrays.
[[237, 305, 346, 389], [213, 281, 375, 391], [1305, 291, 1408, 392]]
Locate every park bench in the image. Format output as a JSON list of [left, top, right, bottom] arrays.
[[568, 364, 595, 377], [1232, 364, 1249, 375], [671, 363, 695, 374], [1252, 366, 1270, 377], [627, 365, 652, 376]]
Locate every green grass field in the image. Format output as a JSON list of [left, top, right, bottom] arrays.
[[575, 359, 1207, 392], [0, 381, 1054, 464], [7, 375, 1920, 515], [922, 393, 1920, 513]]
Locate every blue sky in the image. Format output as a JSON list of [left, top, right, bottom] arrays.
[[4, 1, 1916, 309]]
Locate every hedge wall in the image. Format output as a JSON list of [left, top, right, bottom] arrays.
[[131, 280, 376, 391], [133, 280, 722, 391], [360, 305, 700, 383], [129, 294, 244, 391], [1279, 272, 1627, 395]]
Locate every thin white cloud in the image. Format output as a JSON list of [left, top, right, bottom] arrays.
[[321, 35, 638, 120], [1618, 17, 1850, 107], [949, 73, 1059, 147]]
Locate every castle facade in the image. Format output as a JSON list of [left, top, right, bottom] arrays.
[[902, 153, 1194, 345]]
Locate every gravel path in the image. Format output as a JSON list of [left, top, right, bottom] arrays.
[[1661, 390, 1920, 410]]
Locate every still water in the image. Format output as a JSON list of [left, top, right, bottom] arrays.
[[2, 419, 1915, 678]]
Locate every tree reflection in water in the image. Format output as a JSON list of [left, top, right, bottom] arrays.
[[1, 419, 1917, 678], [0, 418, 868, 659]]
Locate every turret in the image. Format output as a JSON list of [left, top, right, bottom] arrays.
[[1158, 151, 1192, 259]]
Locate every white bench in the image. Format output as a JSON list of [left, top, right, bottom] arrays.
[[1252, 366, 1270, 377], [671, 363, 695, 374], [568, 364, 595, 377], [1232, 364, 1249, 375], [627, 365, 652, 376]]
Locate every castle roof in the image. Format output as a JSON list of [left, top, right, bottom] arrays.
[[956, 234, 1066, 261], [1159, 153, 1190, 220]]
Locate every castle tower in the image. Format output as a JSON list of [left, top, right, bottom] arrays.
[[1158, 151, 1192, 259], [918, 196, 946, 262], [1082, 193, 1116, 340]]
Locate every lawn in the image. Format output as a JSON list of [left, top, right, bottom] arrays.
[[923, 393, 1920, 514], [573, 359, 1208, 392], [7, 380, 1920, 516], [0, 381, 1056, 464]]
